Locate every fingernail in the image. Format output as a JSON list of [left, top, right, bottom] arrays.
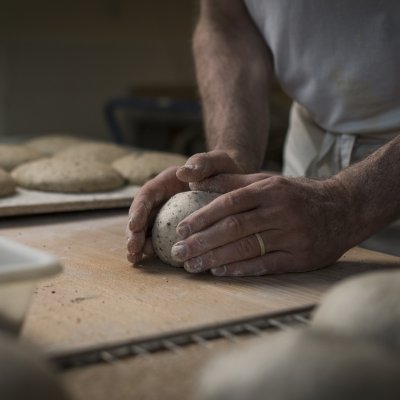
[[171, 242, 188, 260], [129, 215, 138, 230], [184, 257, 203, 273], [211, 266, 227, 276], [127, 239, 135, 253], [182, 164, 196, 171], [127, 252, 141, 264], [177, 224, 191, 239]]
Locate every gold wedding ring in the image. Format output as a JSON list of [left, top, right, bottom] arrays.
[[255, 233, 266, 257]]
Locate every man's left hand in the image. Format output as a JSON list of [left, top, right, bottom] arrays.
[[171, 174, 354, 276]]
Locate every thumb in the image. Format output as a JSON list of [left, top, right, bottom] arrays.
[[189, 173, 272, 193], [176, 151, 242, 183]]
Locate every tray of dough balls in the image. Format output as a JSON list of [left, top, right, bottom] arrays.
[[0, 135, 187, 217]]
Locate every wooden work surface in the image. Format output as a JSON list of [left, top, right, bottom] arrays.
[[1, 209, 399, 354], [1, 209, 400, 400]]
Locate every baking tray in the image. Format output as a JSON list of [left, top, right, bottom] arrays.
[[0, 185, 140, 217]]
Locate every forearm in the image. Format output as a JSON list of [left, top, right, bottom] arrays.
[[333, 135, 400, 245], [193, 0, 273, 172]]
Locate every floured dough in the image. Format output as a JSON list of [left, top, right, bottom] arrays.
[[0, 168, 16, 197], [25, 134, 85, 155], [312, 270, 400, 352], [152, 191, 220, 267], [197, 329, 400, 400], [112, 151, 187, 184], [12, 158, 125, 193], [0, 144, 43, 171], [56, 142, 130, 164]]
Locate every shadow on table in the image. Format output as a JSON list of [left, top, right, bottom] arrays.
[[135, 249, 400, 292]]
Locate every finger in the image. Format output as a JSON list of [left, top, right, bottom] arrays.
[[210, 251, 294, 276], [189, 173, 272, 193], [127, 214, 157, 256], [143, 238, 155, 256], [129, 166, 188, 232], [127, 252, 142, 264], [127, 239, 154, 265], [176, 182, 263, 239], [127, 230, 146, 254], [176, 151, 242, 182], [172, 210, 285, 261], [182, 229, 285, 273]]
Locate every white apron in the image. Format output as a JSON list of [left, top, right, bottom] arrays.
[[283, 102, 398, 178]]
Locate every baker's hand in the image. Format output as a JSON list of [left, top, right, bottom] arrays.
[[176, 150, 244, 190], [170, 175, 354, 276], [127, 150, 243, 263]]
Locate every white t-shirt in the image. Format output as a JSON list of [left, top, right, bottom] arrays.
[[244, 0, 400, 135]]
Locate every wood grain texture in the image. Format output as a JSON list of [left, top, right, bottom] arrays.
[[61, 338, 247, 400], [0, 210, 399, 353]]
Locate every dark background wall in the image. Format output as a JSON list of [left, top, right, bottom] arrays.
[[0, 0, 198, 138], [0, 0, 290, 169]]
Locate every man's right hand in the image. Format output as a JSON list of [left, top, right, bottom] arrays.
[[126, 151, 243, 264]]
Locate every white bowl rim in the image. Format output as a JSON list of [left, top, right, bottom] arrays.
[[0, 236, 62, 283]]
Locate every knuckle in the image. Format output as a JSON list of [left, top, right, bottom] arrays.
[[188, 152, 208, 167], [190, 234, 208, 253], [236, 236, 256, 256], [268, 175, 289, 188], [223, 215, 242, 236], [221, 192, 240, 209], [202, 251, 218, 268]]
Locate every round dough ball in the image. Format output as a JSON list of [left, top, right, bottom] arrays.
[[312, 270, 400, 352], [0, 333, 69, 400], [0, 144, 43, 171], [196, 329, 400, 400], [11, 158, 125, 193], [152, 191, 220, 267], [56, 142, 130, 164], [0, 168, 16, 197], [25, 134, 85, 155], [112, 151, 187, 184]]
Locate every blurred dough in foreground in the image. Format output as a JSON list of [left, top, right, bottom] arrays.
[[312, 270, 400, 351], [196, 329, 400, 400]]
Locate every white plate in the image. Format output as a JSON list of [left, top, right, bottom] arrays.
[[0, 237, 62, 334]]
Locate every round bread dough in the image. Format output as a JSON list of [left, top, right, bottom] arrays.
[[25, 134, 85, 155], [12, 158, 125, 193], [0, 144, 43, 171], [0, 333, 69, 400], [152, 191, 220, 267], [56, 142, 130, 164], [196, 329, 400, 400], [312, 270, 400, 352], [112, 151, 187, 184], [0, 168, 16, 197]]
